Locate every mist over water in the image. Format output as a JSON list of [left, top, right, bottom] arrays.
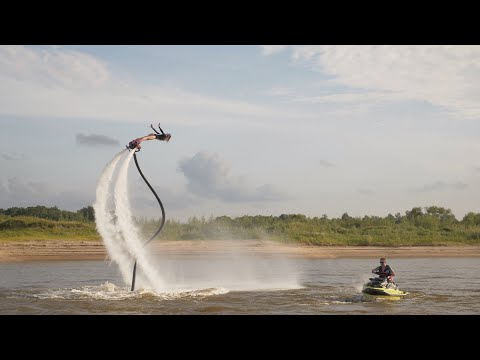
[[149, 250, 301, 292], [93, 150, 301, 294]]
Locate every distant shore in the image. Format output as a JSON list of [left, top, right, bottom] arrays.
[[1, 239, 480, 262]]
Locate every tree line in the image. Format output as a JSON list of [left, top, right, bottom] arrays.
[[2, 205, 480, 245], [138, 205, 480, 245], [0, 205, 95, 222]]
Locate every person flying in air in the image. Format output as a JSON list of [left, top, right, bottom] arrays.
[[127, 124, 172, 152]]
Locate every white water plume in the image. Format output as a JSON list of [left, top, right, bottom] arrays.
[[113, 150, 164, 290], [93, 149, 133, 284]]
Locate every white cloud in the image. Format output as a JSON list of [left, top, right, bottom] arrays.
[[0, 176, 93, 210], [0, 45, 109, 90], [263, 45, 480, 119], [259, 45, 289, 56], [0, 46, 299, 127], [265, 87, 294, 97], [76, 133, 120, 147], [130, 179, 201, 212], [177, 151, 288, 202], [412, 181, 469, 192], [291, 91, 401, 104]]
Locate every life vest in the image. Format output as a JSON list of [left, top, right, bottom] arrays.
[[376, 265, 393, 278]]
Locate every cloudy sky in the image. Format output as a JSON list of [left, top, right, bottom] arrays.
[[1, 45, 480, 221]]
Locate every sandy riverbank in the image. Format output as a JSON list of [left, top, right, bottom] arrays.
[[1, 239, 480, 262]]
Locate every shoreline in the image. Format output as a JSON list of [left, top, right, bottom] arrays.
[[2, 239, 480, 262]]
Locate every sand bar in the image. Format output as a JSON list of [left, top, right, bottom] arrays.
[[1, 239, 480, 262]]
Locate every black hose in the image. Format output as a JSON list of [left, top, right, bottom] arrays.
[[131, 152, 166, 291]]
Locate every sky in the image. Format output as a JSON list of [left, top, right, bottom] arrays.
[[1, 45, 480, 221]]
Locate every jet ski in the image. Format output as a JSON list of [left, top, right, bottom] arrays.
[[362, 276, 408, 298]]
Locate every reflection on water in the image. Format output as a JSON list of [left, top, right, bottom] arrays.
[[0, 257, 479, 314]]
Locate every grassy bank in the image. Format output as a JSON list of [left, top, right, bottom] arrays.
[[2, 209, 480, 246], [0, 215, 100, 242], [151, 216, 480, 246]]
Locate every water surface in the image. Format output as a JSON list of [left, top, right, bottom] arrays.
[[1, 257, 479, 314]]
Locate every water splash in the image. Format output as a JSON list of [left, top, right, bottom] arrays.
[[93, 149, 133, 284], [94, 150, 301, 293], [32, 282, 229, 301], [113, 150, 164, 290]]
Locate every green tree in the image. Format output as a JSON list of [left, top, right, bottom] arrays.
[[77, 206, 95, 222], [406, 207, 423, 221]]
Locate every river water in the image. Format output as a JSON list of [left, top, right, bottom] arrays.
[[1, 257, 479, 314]]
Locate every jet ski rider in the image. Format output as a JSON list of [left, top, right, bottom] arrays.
[[372, 257, 396, 285]]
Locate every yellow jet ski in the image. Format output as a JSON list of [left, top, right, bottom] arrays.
[[362, 276, 408, 297]]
